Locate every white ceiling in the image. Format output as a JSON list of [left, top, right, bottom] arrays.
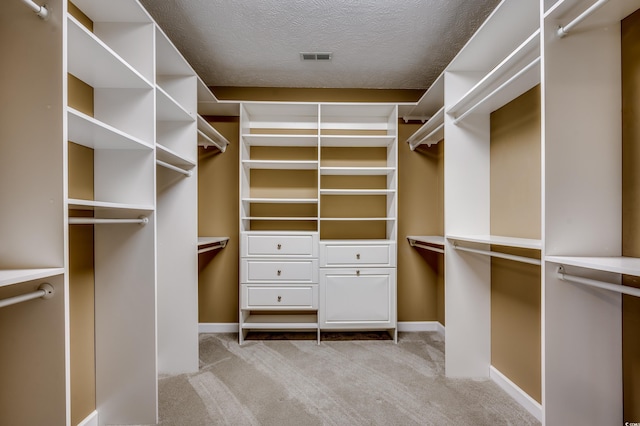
[[140, 0, 501, 90]]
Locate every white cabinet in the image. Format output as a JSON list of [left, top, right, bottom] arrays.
[[320, 268, 395, 326]]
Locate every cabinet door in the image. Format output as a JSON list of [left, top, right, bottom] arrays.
[[320, 268, 395, 328]]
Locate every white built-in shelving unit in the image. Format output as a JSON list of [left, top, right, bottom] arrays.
[[403, 0, 640, 423], [1, 0, 228, 424], [239, 102, 398, 342]]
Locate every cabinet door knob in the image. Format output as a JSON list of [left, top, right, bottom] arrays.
[[277, 296, 282, 302], [277, 270, 282, 276], [277, 244, 282, 250], [356, 253, 360, 260], [356, 270, 360, 276]]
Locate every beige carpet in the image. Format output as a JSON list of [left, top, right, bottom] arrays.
[[157, 332, 540, 425]]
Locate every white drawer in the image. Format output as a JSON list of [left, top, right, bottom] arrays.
[[320, 242, 395, 267], [243, 233, 317, 257], [241, 259, 318, 283], [241, 285, 318, 309]]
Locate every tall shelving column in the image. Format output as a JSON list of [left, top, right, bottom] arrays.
[[239, 103, 320, 343], [542, 0, 640, 424], [443, 0, 541, 419], [67, 1, 158, 425], [318, 103, 398, 340], [154, 26, 199, 375]]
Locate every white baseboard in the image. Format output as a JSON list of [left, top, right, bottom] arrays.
[[77, 410, 98, 426], [397, 321, 445, 336], [490, 366, 542, 422], [199, 322, 239, 333]]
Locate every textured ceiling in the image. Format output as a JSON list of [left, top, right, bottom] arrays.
[[140, 0, 501, 90]]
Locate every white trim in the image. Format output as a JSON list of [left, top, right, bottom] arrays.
[[490, 366, 542, 422], [199, 323, 239, 333], [77, 410, 98, 426], [398, 321, 445, 336]]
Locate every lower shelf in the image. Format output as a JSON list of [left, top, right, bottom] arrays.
[[242, 314, 318, 330]]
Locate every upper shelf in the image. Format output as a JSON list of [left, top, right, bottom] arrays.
[[197, 78, 239, 116], [407, 235, 445, 254], [156, 86, 195, 122], [447, 30, 541, 123], [71, 0, 152, 23], [0, 269, 65, 288], [198, 237, 229, 254], [67, 16, 152, 90], [399, 73, 444, 122]]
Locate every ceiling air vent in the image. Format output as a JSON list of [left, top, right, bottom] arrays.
[[300, 52, 332, 61]]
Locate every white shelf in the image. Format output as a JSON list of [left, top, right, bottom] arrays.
[[320, 217, 396, 221], [68, 108, 153, 150], [546, 256, 640, 276], [0, 269, 65, 288], [320, 189, 395, 195], [197, 115, 229, 152], [242, 160, 318, 170], [242, 198, 318, 204], [446, 234, 542, 250], [320, 135, 395, 147], [407, 235, 445, 246], [320, 167, 395, 176], [447, 30, 541, 121], [156, 86, 195, 122], [198, 237, 229, 254], [242, 217, 317, 221], [67, 16, 152, 89], [406, 106, 445, 151], [156, 144, 196, 169], [68, 198, 154, 214], [242, 314, 318, 329], [242, 134, 318, 147], [197, 78, 239, 116]]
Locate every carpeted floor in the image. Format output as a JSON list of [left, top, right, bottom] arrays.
[[157, 332, 540, 425]]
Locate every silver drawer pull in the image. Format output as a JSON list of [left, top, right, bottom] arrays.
[[356, 270, 360, 276], [277, 296, 282, 302], [277, 244, 282, 250], [356, 253, 360, 260], [277, 270, 282, 276]]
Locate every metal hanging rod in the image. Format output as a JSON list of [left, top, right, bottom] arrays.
[[409, 241, 445, 254], [69, 216, 149, 225], [21, 0, 49, 19], [156, 160, 193, 177], [556, 266, 640, 298], [0, 283, 54, 309], [452, 242, 541, 266], [557, 0, 610, 38], [453, 57, 540, 125]]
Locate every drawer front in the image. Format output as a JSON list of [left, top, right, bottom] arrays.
[[321, 243, 394, 267], [242, 285, 318, 309], [245, 234, 316, 257], [242, 260, 318, 283]]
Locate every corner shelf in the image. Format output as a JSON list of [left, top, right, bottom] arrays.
[[407, 236, 445, 254], [406, 106, 445, 151]]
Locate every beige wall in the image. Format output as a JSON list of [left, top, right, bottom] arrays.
[[622, 8, 640, 419], [198, 88, 443, 323], [490, 86, 542, 403]]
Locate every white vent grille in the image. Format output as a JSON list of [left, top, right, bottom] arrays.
[[300, 52, 332, 61]]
